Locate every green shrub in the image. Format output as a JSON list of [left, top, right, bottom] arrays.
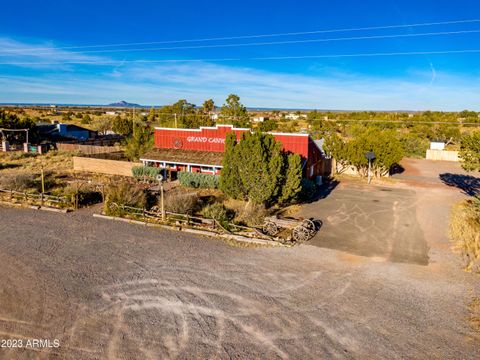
[[104, 182, 147, 216], [164, 191, 199, 214], [200, 203, 232, 223], [178, 171, 219, 189], [401, 133, 430, 158], [132, 166, 162, 181]]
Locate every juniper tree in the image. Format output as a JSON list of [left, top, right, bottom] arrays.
[[124, 123, 153, 161], [459, 131, 480, 172], [279, 153, 303, 204], [220, 132, 285, 206], [112, 115, 133, 136], [219, 132, 242, 198], [324, 126, 404, 177], [237, 132, 284, 205]]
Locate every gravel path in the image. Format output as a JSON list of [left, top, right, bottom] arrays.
[[0, 203, 478, 359]]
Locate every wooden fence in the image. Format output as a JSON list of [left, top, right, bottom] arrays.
[[426, 149, 460, 162], [57, 143, 123, 154], [107, 202, 271, 240], [0, 188, 70, 208]]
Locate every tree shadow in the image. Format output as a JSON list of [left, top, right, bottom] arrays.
[[0, 163, 20, 170], [309, 179, 339, 202], [439, 173, 480, 196]]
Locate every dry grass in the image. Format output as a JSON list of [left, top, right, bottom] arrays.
[[468, 297, 480, 337], [164, 190, 199, 214], [0, 150, 74, 175], [277, 204, 301, 217], [449, 198, 480, 273], [0, 151, 81, 196], [104, 180, 146, 215], [219, 237, 275, 249], [236, 202, 268, 227]]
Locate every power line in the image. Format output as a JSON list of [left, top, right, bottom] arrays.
[[2, 18, 480, 53], [1, 49, 480, 66], [3, 29, 480, 56], [249, 49, 480, 60]]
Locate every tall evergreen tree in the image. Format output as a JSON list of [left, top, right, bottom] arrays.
[[202, 99, 215, 114], [112, 115, 133, 136], [220, 132, 286, 206], [279, 153, 303, 204], [124, 123, 153, 161], [219, 132, 242, 198], [147, 107, 156, 123], [220, 94, 250, 128]]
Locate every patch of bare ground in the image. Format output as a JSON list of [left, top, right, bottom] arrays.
[[0, 206, 478, 359]]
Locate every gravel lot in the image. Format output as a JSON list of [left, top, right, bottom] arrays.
[[0, 204, 478, 359], [300, 183, 429, 265], [0, 159, 478, 359]]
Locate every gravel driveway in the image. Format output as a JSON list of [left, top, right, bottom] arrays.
[[0, 202, 478, 359]]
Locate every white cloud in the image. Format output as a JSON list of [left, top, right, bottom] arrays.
[[0, 37, 106, 69], [0, 37, 479, 110]]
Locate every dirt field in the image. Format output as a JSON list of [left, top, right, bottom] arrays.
[[0, 159, 479, 359]]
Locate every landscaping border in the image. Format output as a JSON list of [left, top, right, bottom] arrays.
[[92, 213, 288, 247]]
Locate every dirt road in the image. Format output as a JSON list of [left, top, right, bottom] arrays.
[[0, 201, 478, 359]]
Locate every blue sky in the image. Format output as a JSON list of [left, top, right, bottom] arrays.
[[1, 0, 480, 110]]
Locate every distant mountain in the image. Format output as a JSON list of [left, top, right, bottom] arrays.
[[107, 100, 142, 108]]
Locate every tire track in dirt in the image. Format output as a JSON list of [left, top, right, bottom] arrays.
[[58, 263, 357, 359]]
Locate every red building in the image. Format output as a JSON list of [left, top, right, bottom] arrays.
[[140, 125, 327, 179]]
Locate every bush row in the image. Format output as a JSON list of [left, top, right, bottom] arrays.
[[132, 166, 162, 181], [178, 171, 219, 189]]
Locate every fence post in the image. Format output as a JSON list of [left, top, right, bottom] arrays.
[[160, 182, 165, 222], [101, 185, 105, 204]]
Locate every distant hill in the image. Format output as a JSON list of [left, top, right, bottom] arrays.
[[107, 100, 142, 108]]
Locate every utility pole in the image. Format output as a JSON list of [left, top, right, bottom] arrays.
[[174, 113, 178, 128]]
